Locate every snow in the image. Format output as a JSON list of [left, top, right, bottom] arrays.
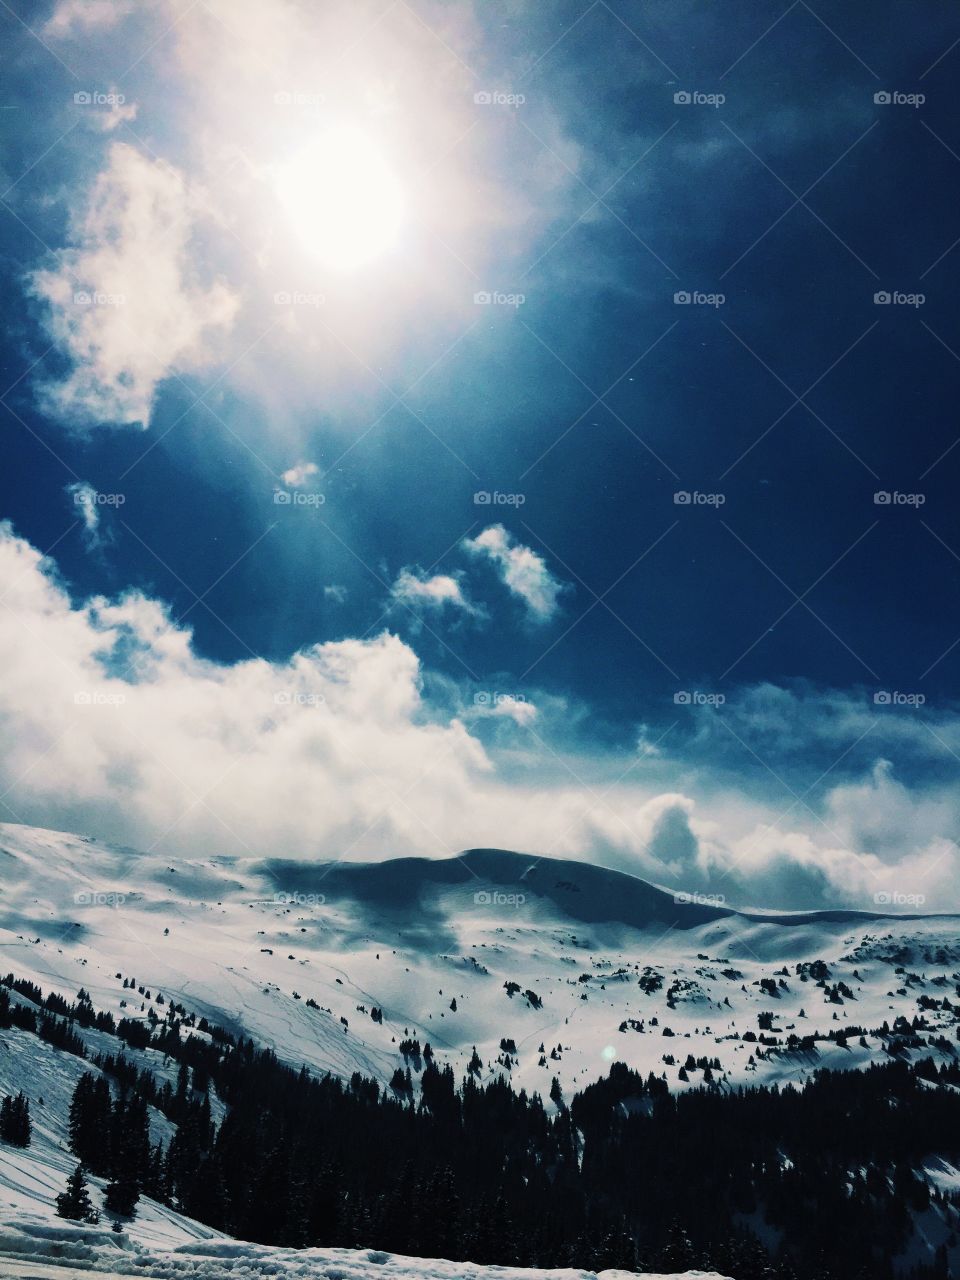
[[0, 1218, 730, 1280], [2, 820, 958, 1110], [1, 820, 958, 1279]]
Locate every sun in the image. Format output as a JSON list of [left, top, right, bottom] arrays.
[[274, 124, 405, 273]]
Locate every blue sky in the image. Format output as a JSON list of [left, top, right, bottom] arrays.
[[2, 0, 960, 910]]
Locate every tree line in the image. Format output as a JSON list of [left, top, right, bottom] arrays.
[[3, 970, 960, 1278]]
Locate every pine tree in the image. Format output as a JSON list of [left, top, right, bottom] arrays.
[[0, 1091, 31, 1147], [103, 1091, 150, 1218], [69, 1073, 112, 1174], [56, 1164, 97, 1222]]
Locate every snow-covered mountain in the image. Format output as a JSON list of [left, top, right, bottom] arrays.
[[2, 820, 959, 1101], [2, 820, 960, 1278]]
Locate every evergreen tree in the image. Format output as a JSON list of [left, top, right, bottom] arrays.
[[56, 1164, 97, 1222], [0, 1091, 31, 1147]]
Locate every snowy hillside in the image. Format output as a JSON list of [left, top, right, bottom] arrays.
[[2, 820, 959, 1103], [0, 1218, 728, 1280], [2, 820, 960, 1278]]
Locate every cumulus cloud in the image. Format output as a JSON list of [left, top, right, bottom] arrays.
[[28, 143, 238, 428], [391, 568, 478, 616], [0, 523, 957, 910], [463, 525, 565, 623], [44, 0, 135, 37], [0, 522, 492, 858], [280, 461, 321, 488]]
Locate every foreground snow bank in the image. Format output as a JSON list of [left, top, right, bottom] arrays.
[[0, 1219, 731, 1280]]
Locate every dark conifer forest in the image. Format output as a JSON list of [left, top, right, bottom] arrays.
[[3, 971, 960, 1280]]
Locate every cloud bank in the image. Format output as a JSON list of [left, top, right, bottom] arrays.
[[0, 522, 957, 911]]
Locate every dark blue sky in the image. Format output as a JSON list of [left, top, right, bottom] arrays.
[[1, 0, 960, 905]]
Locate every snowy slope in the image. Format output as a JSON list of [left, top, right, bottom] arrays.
[[2, 819, 959, 1109], [0, 1218, 729, 1280]]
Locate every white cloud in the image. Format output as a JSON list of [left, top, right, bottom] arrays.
[[470, 693, 538, 727], [391, 568, 478, 615], [0, 522, 492, 858], [65, 481, 104, 548], [463, 525, 564, 623], [281, 461, 321, 488], [0, 523, 957, 909], [324, 584, 348, 604], [84, 97, 139, 134], [29, 143, 238, 428], [44, 0, 135, 37]]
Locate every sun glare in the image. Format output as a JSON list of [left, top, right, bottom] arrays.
[[274, 125, 405, 273]]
